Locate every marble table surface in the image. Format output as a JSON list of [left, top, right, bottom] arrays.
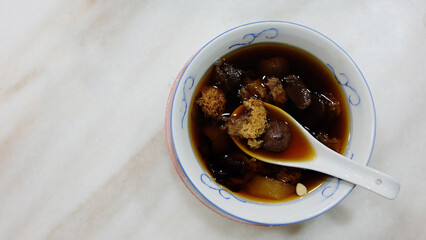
[[1, 0, 425, 239]]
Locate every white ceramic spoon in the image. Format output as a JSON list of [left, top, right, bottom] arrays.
[[231, 102, 400, 200]]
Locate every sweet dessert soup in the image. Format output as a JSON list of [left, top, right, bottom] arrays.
[[190, 43, 350, 202]]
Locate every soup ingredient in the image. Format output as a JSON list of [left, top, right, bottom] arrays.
[[202, 124, 231, 153], [214, 62, 244, 93], [265, 77, 287, 105], [208, 152, 262, 191], [258, 57, 290, 78], [231, 101, 316, 161], [262, 121, 292, 152], [296, 183, 308, 196], [240, 80, 268, 101], [245, 175, 296, 200], [300, 92, 343, 128], [195, 86, 226, 119], [239, 77, 287, 106], [227, 99, 268, 149], [322, 93, 342, 122], [315, 131, 342, 152], [284, 75, 312, 110], [274, 166, 302, 184], [301, 92, 326, 127]]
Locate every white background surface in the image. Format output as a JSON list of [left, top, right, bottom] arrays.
[[0, 0, 425, 239]]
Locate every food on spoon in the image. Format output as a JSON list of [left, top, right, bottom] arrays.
[[227, 99, 268, 149], [262, 121, 292, 152]]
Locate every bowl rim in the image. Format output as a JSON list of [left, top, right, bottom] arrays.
[[165, 20, 376, 225]]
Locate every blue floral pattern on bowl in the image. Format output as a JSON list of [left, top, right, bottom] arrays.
[[229, 28, 279, 49], [181, 76, 195, 129], [327, 64, 361, 106]]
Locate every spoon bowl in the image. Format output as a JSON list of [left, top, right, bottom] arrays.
[[231, 102, 400, 200]]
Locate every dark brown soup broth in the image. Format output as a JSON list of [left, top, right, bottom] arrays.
[[190, 43, 350, 203]]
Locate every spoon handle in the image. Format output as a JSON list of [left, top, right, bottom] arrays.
[[314, 147, 400, 200]]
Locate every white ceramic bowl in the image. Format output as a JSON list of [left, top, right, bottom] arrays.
[[165, 21, 376, 225]]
